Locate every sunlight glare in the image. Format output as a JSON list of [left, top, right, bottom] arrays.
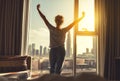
[[78, 0, 95, 31]]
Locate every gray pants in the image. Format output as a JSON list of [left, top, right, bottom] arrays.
[[49, 46, 65, 74]]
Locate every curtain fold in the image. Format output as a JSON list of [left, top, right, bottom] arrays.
[[104, 0, 120, 80], [95, 0, 120, 80], [95, 0, 106, 77], [0, 0, 24, 56]]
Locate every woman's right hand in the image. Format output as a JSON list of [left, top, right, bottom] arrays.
[[37, 4, 40, 10]]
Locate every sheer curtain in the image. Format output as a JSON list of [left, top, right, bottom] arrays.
[[21, 0, 30, 55], [95, 0, 106, 77], [0, 0, 24, 56]]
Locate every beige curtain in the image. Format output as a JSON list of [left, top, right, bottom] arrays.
[[95, 0, 107, 77], [21, 0, 30, 55], [0, 0, 24, 56]]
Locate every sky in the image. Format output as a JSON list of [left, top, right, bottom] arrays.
[[28, 0, 94, 54]]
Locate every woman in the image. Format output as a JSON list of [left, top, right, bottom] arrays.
[[37, 4, 85, 74]]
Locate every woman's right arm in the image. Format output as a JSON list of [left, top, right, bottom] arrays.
[[37, 4, 53, 29]]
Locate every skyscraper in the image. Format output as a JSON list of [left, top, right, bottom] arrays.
[[66, 31, 71, 57], [32, 43, 35, 56], [43, 46, 47, 56], [28, 44, 32, 55], [40, 45, 43, 56], [36, 49, 39, 56], [93, 36, 97, 57]]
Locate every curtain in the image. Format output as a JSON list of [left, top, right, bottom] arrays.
[[95, 0, 120, 80], [21, 0, 29, 55], [0, 0, 24, 56], [104, 0, 120, 80], [95, 0, 106, 77]]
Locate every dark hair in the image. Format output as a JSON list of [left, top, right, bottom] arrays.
[[55, 15, 64, 26]]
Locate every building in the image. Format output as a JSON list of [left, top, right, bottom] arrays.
[[40, 45, 43, 56], [28, 44, 32, 55], [31, 43, 35, 56], [66, 31, 72, 57]]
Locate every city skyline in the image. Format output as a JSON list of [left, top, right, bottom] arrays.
[[28, 0, 95, 54], [28, 28, 94, 54], [28, 0, 97, 74]]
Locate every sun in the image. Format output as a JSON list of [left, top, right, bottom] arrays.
[[78, 0, 95, 32], [78, 14, 94, 31]]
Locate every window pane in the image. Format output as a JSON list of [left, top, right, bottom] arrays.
[[76, 36, 97, 73], [78, 0, 95, 31], [28, 0, 74, 76]]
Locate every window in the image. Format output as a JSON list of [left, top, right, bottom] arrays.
[[74, 0, 97, 74], [28, 0, 74, 75], [27, 0, 97, 76]]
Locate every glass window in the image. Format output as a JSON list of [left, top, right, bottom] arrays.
[[75, 0, 97, 74], [78, 0, 95, 32], [27, 0, 97, 76], [76, 36, 97, 73], [28, 0, 74, 76]]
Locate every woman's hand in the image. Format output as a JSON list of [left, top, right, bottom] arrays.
[[37, 4, 40, 10], [82, 11, 85, 18]]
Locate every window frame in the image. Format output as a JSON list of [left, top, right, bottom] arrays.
[[22, 0, 98, 76], [73, 0, 98, 76]]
